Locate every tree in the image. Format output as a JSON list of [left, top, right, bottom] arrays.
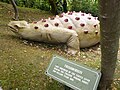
[[10, 0, 19, 20], [62, 0, 67, 13], [98, 0, 120, 89], [48, 0, 58, 15], [48, 0, 67, 15]]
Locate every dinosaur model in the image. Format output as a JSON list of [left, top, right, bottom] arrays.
[[8, 11, 100, 55]]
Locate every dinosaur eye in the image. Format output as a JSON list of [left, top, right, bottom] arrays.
[[14, 25, 19, 28]]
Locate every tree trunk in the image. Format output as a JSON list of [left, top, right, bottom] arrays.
[[48, 0, 58, 15], [98, 0, 120, 90], [62, 0, 67, 13], [10, 0, 19, 20]]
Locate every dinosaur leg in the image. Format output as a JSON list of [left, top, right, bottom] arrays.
[[66, 34, 80, 55]]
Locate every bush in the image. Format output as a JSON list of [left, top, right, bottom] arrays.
[[0, 0, 99, 16], [67, 0, 98, 16]]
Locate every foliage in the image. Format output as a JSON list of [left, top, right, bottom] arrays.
[[0, 0, 98, 16], [67, 0, 98, 16], [0, 0, 9, 3], [15, 0, 50, 11]]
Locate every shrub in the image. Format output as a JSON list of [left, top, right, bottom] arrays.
[[0, 0, 99, 16]]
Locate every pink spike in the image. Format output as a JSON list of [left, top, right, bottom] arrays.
[[88, 17, 91, 20], [44, 24, 49, 27], [50, 17, 55, 20], [73, 11, 75, 13], [95, 31, 98, 34], [64, 19, 68, 22], [75, 17, 80, 20], [56, 15, 59, 18], [81, 13, 85, 16], [34, 26, 38, 29], [59, 14, 63, 17], [68, 26, 72, 29], [88, 13, 91, 16], [42, 19, 46, 22], [84, 30, 88, 34], [33, 21, 37, 24], [94, 17, 98, 20], [62, 12, 65, 15], [80, 23, 85, 27], [68, 12, 72, 15], [54, 23, 59, 26]]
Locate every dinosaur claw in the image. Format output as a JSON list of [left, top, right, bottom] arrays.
[[67, 48, 78, 55]]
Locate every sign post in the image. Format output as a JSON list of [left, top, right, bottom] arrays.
[[64, 85, 71, 90], [46, 55, 101, 90]]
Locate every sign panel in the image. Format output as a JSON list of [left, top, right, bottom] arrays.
[[46, 55, 101, 90]]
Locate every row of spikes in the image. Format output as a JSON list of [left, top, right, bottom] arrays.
[[33, 21, 98, 29], [32, 11, 99, 34], [33, 17, 98, 28], [34, 25, 99, 35], [33, 11, 98, 24]]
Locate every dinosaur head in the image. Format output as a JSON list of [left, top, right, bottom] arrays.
[[8, 20, 44, 40], [8, 21, 29, 37], [8, 21, 28, 34]]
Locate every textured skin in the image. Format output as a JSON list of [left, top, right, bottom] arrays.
[[8, 11, 100, 55]]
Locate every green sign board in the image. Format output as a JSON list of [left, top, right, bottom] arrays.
[[46, 55, 101, 90]]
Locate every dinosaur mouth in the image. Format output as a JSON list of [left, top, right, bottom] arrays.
[[8, 26, 22, 37], [8, 26, 18, 33]]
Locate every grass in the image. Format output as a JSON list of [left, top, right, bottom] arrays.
[[0, 2, 120, 90]]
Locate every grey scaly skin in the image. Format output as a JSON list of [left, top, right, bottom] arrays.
[[8, 11, 100, 55]]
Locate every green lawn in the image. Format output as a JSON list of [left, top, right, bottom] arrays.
[[0, 2, 119, 90]]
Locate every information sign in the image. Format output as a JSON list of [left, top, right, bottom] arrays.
[[46, 55, 101, 90]]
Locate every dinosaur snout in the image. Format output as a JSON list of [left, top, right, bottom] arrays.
[[8, 21, 19, 33], [8, 21, 28, 33]]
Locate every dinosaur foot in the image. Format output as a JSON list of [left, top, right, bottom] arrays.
[[67, 48, 79, 56]]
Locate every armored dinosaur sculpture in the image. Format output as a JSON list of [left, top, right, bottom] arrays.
[[8, 11, 100, 55]]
